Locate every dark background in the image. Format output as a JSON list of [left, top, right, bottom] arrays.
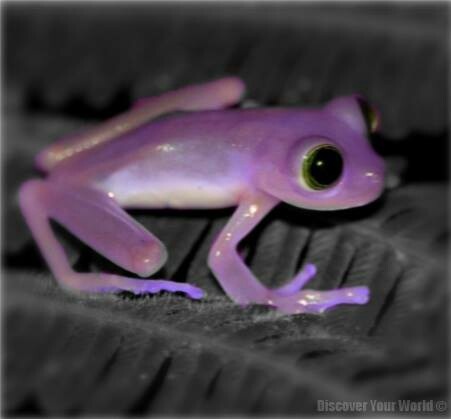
[[3, 2, 449, 416]]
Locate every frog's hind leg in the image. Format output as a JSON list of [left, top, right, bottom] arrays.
[[18, 179, 203, 299], [36, 77, 246, 172]]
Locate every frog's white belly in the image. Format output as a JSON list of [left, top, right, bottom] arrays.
[[97, 144, 249, 209], [99, 171, 244, 209]]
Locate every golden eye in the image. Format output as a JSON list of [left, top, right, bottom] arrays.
[[357, 97, 380, 133], [301, 145, 343, 190]]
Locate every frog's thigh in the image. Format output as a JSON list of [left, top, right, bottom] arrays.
[[133, 76, 246, 111], [37, 77, 246, 172], [19, 179, 167, 278]]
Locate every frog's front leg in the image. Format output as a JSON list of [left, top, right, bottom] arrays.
[[18, 180, 203, 299], [208, 192, 279, 305], [208, 191, 370, 314]]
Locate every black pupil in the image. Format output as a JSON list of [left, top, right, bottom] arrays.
[[309, 146, 343, 187]]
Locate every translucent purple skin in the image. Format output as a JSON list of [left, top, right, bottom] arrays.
[[19, 77, 385, 315]]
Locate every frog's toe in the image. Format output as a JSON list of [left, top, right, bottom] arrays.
[[299, 286, 370, 313], [273, 263, 317, 296], [340, 286, 370, 304], [178, 283, 205, 300], [140, 279, 204, 300]]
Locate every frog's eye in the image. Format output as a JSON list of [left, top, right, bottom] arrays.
[[356, 97, 380, 134], [301, 145, 343, 190]]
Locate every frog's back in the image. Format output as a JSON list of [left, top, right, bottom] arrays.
[[48, 108, 294, 179]]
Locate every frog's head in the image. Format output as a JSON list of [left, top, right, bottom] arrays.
[[255, 95, 385, 210]]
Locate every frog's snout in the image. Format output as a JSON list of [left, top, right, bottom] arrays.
[[343, 158, 385, 208], [364, 152, 385, 183], [364, 170, 382, 184], [361, 158, 385, 199]]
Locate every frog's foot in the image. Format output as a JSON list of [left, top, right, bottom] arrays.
[[114, 277, 205, 299], [269, 263, 369, 314], [64, 274, 205, 300], [266, 286, 370, 315]]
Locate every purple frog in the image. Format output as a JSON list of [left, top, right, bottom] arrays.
[[19, 77, 384, 314]]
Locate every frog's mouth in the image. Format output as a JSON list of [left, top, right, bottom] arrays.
[[286, 169, 385, 211]]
